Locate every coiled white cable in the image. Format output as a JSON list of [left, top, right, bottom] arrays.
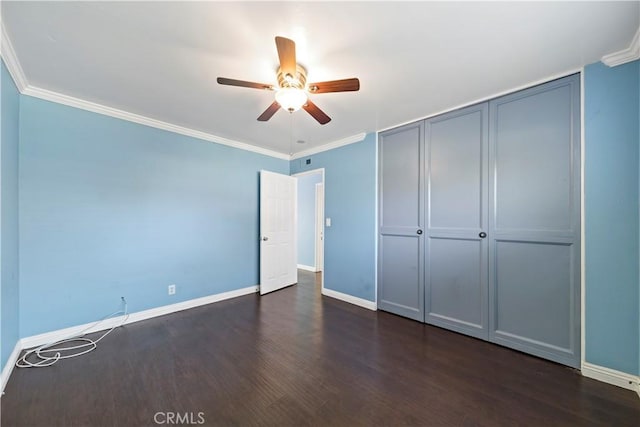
[[16, 298, 129, 368]]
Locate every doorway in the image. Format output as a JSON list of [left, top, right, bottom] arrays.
[[293, 169, 325, 290]]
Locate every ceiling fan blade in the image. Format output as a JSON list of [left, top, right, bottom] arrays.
[[308, 78, 360, 94], [217, 77, 273, 90], [303, 100, 331, 125], [257, 101, 281, 122], [275, 36, 297, 77]]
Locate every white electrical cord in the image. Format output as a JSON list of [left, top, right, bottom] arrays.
[[16, 298, 129, 368]]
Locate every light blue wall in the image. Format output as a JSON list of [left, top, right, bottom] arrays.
[[584, 60, 639, 375], [1, 61, 21, 368], [18, 96, 288, 337], [296, 172, 322, 268], [290, 134, 376, 301], [6, 56, 639, 382]]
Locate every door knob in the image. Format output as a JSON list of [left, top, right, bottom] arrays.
[[479, 232, 487, 238], [262, 236, 269, 241]]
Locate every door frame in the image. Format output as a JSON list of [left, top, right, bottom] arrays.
[[292, 168, 326, 293], [315, 182, 325, 272]]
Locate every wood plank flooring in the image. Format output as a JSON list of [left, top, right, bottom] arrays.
[[2, 270, 639, 426]]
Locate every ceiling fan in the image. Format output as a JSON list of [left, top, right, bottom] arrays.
[[217, 36, 360, 125]]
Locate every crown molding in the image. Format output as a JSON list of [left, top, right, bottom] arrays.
[[0, 21, 289, 161], [601, 27, 640, 67], [22, 85, 290, 160], [0, 21, 28, 91], [290, 132, 367, 160]]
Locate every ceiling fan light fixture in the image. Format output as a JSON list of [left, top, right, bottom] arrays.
[[275, 87, 308, 113], [217, 36, 359, 124]]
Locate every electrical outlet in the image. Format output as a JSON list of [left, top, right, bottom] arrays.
[[168, 284, 176, 295]]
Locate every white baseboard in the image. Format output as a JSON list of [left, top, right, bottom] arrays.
[[322, 288, 377, 311], [2, 285, 256, 393], [1, 342, 22, 394], [21, 285, 258, 350], [297, 264, 317, 272], [582, 362, 640, 395]]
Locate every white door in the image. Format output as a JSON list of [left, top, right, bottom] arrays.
[[315, 183, 324, 272], [260, 170, 297, 295]]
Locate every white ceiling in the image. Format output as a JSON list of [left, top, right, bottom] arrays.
[[2, 1, 638, 157]]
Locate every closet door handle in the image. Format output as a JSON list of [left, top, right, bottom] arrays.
[[479, 232, 487, 238], [417, 229, 423, 235]]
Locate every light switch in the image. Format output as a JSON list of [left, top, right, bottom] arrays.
[[325, 218, 331, 227]]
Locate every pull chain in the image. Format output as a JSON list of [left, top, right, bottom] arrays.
[[289, 113, 294, 156]]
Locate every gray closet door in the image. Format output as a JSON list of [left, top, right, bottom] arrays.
[[424, 104, 489, 339], [378, 122, 425, 321], [488, 75, 581, 368]]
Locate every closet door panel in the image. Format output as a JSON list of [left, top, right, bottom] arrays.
[[489, 75, 580, 368], [378, 122, 425, 321], [494, 84, 573, 232], [379, 131, 420, 228], [379, 235, 422, 318], [494, 241, 573, 350], [429, 111, 483, 230], [425, 104, 489, 338], [429, 238, 484, 328]]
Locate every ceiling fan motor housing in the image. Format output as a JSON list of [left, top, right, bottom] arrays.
[[277, 64, 307, 90]]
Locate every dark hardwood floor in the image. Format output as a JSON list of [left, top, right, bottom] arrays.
[[2, 270, 639, 426]]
